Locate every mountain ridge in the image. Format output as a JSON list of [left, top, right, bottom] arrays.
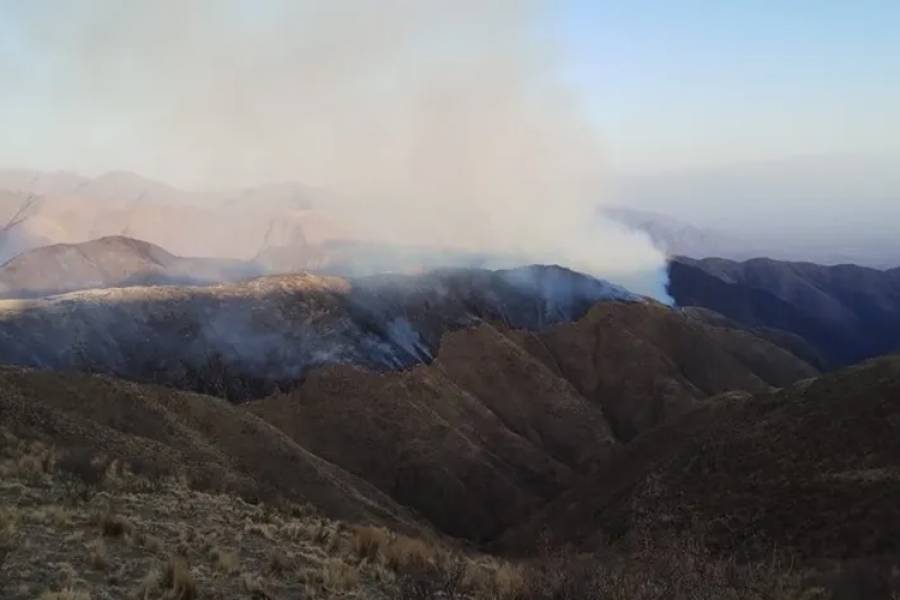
[[668, 255, 900, 367]]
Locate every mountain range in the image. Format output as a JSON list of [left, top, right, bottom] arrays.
[[669, 256, 900, 368], [2, 170, 900, 597]]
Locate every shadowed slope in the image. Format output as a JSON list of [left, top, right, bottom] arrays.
[[0, 366, 423, 533], [502, 356, 900, 563], [669, 256, 900, 367], [531, 302, 817, 441], [250, 304, 815, 542]]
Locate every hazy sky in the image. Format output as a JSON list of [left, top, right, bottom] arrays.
[[1, 0, 897, 181]]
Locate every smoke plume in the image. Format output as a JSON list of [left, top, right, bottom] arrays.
[[1, 1, 668, 297]]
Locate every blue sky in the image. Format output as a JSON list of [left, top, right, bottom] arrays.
[[551, 0, 900, 171]]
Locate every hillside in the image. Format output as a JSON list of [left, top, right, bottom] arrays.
[[0, 419, 539, 600], [502, 355, 900, 571], [0, 330, 892, 598], [0, 413, 833, 600], [0, 366, 419, 532], [249, 302, 815, 542], [0, 266, 636, 399], [0, 236, 256, 298], [0, 266, 817, 546], [668, 256, 900, 367]]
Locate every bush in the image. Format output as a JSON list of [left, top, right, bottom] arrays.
[[126, 455, 173, 489], [57, 447, 106, 501], [99, 512, 130, 538]]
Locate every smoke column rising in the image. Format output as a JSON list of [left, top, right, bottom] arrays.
[[0, 0, 669, 298]]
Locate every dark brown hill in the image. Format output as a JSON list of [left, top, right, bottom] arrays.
[[250, 303, 816, 542], [527, 301, 817, 441], [502, 356, 900, 563], [249, 322, 617, 542], [0, 365, 423, 534]]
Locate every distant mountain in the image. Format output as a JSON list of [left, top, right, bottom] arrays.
[[608, 155, 900, 267], [0, 170, 336, 263], [0, 236, 257, 298], [668, 256, 900, 367]]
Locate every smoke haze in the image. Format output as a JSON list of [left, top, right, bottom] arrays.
[[0, 1, 668, 297]]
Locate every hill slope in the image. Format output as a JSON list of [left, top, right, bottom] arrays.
[[249, 303, 815, 541], [668, 256, 900, 367], [0, 266, 635, 399], [503, 356, 900, 565], [0, 366, 421, 533], [0, 236, 256, 298]]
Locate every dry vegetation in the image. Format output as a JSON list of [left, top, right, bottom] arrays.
[[0, 426, 860, 599], [0, 427, 528, 599]]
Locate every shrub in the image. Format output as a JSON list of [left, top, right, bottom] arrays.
[[126, 455, 173, 489], [99, 512, 130, 538], [57, 447, 106, 501]]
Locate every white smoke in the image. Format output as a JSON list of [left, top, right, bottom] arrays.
[[0, 0, 668, 298]]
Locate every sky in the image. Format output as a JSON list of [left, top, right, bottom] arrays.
[[553, 0, 900, 172], [0, 0, 897, 275], [1, 0, 897, 180]]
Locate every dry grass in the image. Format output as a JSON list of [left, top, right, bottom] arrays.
[[86, 538, 109, 572], [37, 589, 91, 600], [322, 557, 361, 591], [0, 505, 18, 539], [266, 547, 293, 576], [0, 429, 843, 600], [351, 524, 389, 562], [210, 546, 240, 575], [350, 524, 436, 572], [161, 557, 198, 600], [492, 562, 528, 599], [239, 572, 266, 595], [384, 535, 436, 572], [0, 437, 53, 482]]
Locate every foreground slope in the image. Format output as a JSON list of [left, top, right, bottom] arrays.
[[0, 366, 420, 533], [504, 356, 900, 564], [669, 256, 900, 367]]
